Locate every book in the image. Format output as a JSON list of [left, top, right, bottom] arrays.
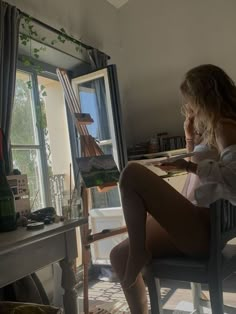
[[142, 152, 196, 166]]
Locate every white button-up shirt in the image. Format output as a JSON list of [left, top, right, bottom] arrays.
[[195, 145, 236, 207]]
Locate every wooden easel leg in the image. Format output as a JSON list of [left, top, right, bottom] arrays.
[[80, 186, 91, 314], [83, 244, 90, 314]]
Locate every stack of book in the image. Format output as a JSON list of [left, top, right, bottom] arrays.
[[158, 135, 186, 152]]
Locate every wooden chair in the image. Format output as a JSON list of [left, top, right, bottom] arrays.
[[144, 200, 236, 314]]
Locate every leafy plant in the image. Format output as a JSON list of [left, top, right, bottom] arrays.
[[20, 16, 83, 75]]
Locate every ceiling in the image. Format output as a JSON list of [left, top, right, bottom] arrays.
[[106, 0, 128, 9]]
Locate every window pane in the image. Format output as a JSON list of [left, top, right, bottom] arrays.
[[11, 71, 39, 145], [37, 76, 53, 175], [37, 75, 73, 215], [78, 81, 110, 141], [12, 149, 45, 210], [100, 144, 113, 155]]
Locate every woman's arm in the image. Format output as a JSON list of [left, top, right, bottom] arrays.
[[184, 116, 195, 153], [158, 158, 198, 174]]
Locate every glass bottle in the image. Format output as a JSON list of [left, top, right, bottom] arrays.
[[0, 129, 17, 232]]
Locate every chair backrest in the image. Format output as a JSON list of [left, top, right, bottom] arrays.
[[209, 199, 236, 266]]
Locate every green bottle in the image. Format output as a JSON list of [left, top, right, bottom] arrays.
[[0, 129, 17, 232]]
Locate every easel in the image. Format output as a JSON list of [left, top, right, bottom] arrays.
[[57, 69, 127, 314]]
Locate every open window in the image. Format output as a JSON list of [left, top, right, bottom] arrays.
[[72, 65, 127, 210], [72, 65, 128, 264]]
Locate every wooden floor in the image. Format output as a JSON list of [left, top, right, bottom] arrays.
[[77, 274, 236, 313]]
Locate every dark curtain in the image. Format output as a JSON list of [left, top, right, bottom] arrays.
[[0, 1, 20, 174], [88, 48, 109, 70], [0, 2, 50, 305]]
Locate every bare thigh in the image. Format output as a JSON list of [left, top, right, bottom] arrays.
[[110, 215, 183, 280], [146, 214, 183, 257], [120, 163, 210, 256]]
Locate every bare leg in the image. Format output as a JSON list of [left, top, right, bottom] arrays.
[[110, 239, 148, 314], [110, 216, 182, 314], [119, 163, 210, 289]]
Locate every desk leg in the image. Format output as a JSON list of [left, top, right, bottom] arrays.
[[60, 259, 77, 314]]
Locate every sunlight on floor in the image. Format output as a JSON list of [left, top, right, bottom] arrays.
[[77, 276, 236, 314]]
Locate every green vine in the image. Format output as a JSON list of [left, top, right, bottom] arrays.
[[20, 17, 83, 96], [20, 16, 83, 75]]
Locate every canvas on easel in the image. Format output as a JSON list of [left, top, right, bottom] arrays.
[[77, 154, 120, 189]]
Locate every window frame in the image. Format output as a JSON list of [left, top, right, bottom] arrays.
[[72, 68, 122, 211], [11, 63, 56, 208], [72, 69, 120, 168]]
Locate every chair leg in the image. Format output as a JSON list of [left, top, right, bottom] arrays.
[[155, 279, 163, 314], [146, 273, 163, 314], [208, 277, 224, 314], [191, 282, 204, 314]]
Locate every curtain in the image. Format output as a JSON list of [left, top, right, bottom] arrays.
[[0, 1, 20, 174], [88, 48, 109, 70]]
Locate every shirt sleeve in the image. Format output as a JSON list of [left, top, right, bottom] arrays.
[[195, 157, 236, 206], [197, 159, 236, 186]]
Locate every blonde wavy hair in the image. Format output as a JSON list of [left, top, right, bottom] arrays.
[[180, 64, 236, 147]]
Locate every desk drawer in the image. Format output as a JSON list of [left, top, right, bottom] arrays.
[[0, 233, 65, 288]]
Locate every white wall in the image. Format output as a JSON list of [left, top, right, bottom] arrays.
[[118, 0, 236, 144]]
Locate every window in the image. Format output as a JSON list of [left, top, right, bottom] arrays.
[[72, 68, 125, 210], [11, 69, 72, 212], [79, 86, 120, 209], [11, 70, 46, 210]]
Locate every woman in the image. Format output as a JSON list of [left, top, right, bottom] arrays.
[[110, 64, 236, 314], [181, 114, 218, 202]]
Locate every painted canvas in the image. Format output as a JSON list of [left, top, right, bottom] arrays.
[[77, 155, 120, 188]]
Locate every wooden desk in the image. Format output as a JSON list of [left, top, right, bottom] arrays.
[[0, 218, 87, 314]]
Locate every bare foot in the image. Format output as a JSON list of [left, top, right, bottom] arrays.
[[121, 250, 151, 289]]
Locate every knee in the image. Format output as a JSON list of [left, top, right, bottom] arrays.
[[119, 163, 144, 190], [110, 244, 121, 270], [110, 241, 128, 271]]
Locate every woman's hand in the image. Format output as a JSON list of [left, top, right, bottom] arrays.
[[184, 115, 195, 139], [156, 159, 189, 173], [156, 159, 198, 174]]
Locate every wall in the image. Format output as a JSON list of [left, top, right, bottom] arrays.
[[118, 0, 236, 144]]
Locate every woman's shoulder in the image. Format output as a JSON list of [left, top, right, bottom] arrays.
[[217, 118, 236, 127], [216, 118, 236, 133], [215, 118, 236, 151]]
